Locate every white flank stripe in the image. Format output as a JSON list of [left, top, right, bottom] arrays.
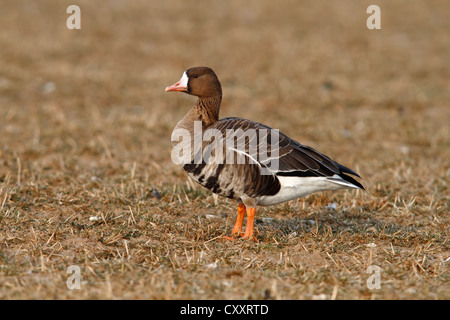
[[258, 175, 357, 206]]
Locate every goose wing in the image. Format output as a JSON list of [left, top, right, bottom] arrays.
[[212, 117, 364, 190]]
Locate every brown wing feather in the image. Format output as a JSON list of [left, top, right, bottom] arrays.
[[214, 117, 362, 184]]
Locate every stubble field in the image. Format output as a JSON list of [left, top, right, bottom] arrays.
[[0, 0, 448, 299]]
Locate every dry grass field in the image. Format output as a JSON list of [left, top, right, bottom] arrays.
[[0, 0, 448, 300]]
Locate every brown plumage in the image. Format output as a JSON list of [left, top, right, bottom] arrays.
[[166, 67, 364, 241]]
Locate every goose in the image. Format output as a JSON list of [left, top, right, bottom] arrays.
[[165, 67, 364, 241]]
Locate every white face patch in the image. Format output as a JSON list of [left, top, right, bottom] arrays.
[[178, 71, 189, 88]]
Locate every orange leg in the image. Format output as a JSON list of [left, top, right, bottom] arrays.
[[223, 203, 246, 240], [231, 203, 246, 236], [242, 207, 257, 241]]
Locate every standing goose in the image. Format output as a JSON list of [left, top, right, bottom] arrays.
[[166, 67, 364, 241]]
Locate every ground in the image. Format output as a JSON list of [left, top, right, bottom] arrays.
[[0, 0, 448, 299]]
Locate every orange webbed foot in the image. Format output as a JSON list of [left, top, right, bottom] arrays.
[[223, 204, 258, 242]]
